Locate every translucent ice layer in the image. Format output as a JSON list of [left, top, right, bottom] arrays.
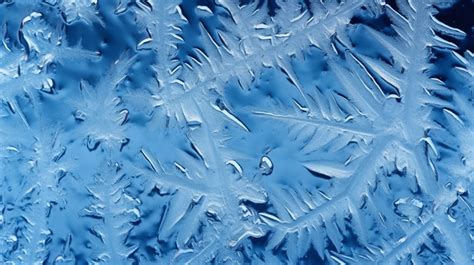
[[0, 0, 473, 264]]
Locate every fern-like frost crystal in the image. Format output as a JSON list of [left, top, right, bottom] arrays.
[[0, 0, 473, 264]]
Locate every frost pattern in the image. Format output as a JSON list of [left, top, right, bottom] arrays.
[[0, 0, 473, 264]]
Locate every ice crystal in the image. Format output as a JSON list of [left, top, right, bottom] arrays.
[[0, 0, 473, 264]]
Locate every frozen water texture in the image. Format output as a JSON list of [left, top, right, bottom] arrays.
[[0, 0, 473, 264]]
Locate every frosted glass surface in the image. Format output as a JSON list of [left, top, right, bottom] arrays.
[[0, 0, 473, 264]]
